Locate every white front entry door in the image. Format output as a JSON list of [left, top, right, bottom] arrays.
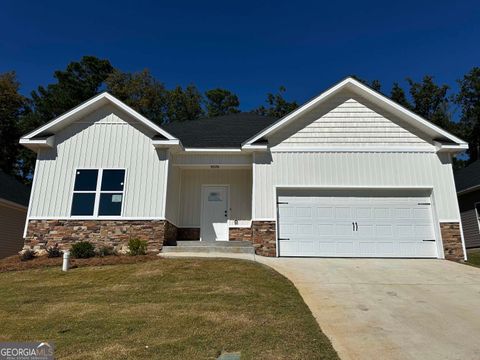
[[278, 190, 438, 258], [201, 186, 229, 241]]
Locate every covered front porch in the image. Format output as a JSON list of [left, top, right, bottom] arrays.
[[165, 152, 253, 242]]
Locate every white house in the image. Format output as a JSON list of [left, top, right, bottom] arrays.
[[20, 77, 468, 260]]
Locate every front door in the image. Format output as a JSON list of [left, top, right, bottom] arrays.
[[201, 186, 229, 241]]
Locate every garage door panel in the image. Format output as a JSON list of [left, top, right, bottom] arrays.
[[278, 191, 437, 258]]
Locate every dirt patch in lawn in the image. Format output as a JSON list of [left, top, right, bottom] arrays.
[[0, 254, 160, 273]]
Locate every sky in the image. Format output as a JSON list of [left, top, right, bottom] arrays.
[[1, 0, 479, 111]]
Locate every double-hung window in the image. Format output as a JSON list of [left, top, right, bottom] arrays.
[[71, 169, 125, 217]]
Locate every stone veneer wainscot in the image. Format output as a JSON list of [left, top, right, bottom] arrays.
[[24, 220, 177, 253]]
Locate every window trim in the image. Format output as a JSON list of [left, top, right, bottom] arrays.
[[70, 168, 127, 218]]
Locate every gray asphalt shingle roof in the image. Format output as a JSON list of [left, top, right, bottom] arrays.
[[0, 170, 31, 206], [454, 160, 480, 193], [162, 112, 277, 148]]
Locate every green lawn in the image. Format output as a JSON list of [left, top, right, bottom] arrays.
[[0, 258, 338, 360], [466, 249, 480, 267]]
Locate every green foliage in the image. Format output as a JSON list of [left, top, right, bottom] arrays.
[[18, 56, 114, 180], [95, 245, 115, 257], [46, 244, 63, 258], [351, 76, 382, 92], [255, 86, 298, 118], [20, 249, 35, 261], [390, 82, 411, 109], [455, 67, 480, 163], [0, 72, 28, 177], [406, 76, 451, 129], [106, 69, 168, 125], [128, 238, 147, 256], [204, 88, 240, 117], [165, 85, 204, 122], [70, 241, 96, 259]]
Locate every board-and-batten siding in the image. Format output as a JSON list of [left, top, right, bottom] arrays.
[[0, 202, 27, 258], [253, 151, 460, 221], [164, 154, 182, 225], [178, 169, 252, 227], [270, 95, 432, 149], [458, 190, 480, 248], [173, 153, 251, 167], [29, 105, 168, 218]]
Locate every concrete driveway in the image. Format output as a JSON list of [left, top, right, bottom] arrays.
[[256, 258, 480, 360]]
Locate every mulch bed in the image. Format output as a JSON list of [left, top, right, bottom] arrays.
[[0, 254, 161, 273]]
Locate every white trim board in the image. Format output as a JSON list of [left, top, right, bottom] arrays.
[[270, 146, 437, 153]]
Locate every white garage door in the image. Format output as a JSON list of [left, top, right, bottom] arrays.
[[278, 190, 438, 258]]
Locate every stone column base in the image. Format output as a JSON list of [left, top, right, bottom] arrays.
[[440, 222, 465, 261], [252, 221, 276, 257]]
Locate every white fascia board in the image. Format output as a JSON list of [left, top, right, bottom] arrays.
[[19, 135, 55, 151], [243, 77, 468, 147], [152, 139, 184, 150], [241, 144, 269, 152], [21, 92, 178, 141], [434, 141, 469, 153]]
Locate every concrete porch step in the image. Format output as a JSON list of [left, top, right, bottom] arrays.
[[162, 241, 255, 254], [176, 240, 252, 247]]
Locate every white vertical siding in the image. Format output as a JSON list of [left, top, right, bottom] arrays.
[[29, 105, 168, 218], [164, 154, 182, 225], [172, 153, 251, 166], [178, 169, 252, 227], [253, 151, 459, 221]]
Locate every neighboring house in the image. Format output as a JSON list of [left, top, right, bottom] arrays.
[[19, 77, 468, 260], [455, 160, 480, 249], [0, 170, 30, 258]]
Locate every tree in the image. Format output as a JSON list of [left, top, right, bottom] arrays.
[[18, 56, 114, 180], [407, 76, 451, 129], [455, 67, 480, 163], [390, 82, 411, 109], [255, 86, 298, 118], [352, 76, 382, 92], [165, 85, 204, 122], [0, 72, 27, 176], [106, 69, 167, 125], [204, 88, 240, 117]]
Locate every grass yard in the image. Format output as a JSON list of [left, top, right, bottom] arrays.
[[466, 249, 480, 267], [0, 258, 338, 360]]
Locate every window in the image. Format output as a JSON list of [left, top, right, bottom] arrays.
[[71, 169, 125, 217]]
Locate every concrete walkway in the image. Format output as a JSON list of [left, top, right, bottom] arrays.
[[256, 258, 480, 360]]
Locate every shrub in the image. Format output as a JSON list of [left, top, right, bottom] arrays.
[[128, 238, 147, 256], [20, 249, 36, 261], [47, 244, 63, 258], [70, 241, 95, 259], [96, 245, 115, 257]]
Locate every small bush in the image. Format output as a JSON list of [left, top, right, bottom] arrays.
[[70, 241, 95, 259], [47, 244, 63, 258], [128, 238, 147, 256], [96, 245, 115, 257], [20, 249, 36, 261]]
